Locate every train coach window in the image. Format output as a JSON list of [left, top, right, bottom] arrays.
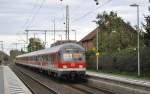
[[45, 55, 49, 61], [42, 55, 47, 61], [35, 56, 38, 61], [39, 56, 42, 61], [42, 56, 44, 61]]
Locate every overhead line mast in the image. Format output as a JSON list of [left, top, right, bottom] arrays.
[[25, 29, 66, 47], [66, 5, 69, 40], [0, 41, 4, 52]]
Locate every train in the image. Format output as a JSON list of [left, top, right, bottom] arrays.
[[15, 43, 86, 80]]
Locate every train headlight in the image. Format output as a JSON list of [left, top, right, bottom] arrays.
[[63, 65, 67, 68], [79, 65, 83, 68]]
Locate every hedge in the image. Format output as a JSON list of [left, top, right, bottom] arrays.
[[86, 47, 150, 75]]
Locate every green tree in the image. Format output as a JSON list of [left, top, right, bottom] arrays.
[[143, 16, 150, 47], [0, 51, 9, 62], [9, 50, 24, 61], [27, 38, 45, 52], [94, 11, 137, 53]]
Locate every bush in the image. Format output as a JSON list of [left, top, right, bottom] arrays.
[[86, 47, 150, 75]]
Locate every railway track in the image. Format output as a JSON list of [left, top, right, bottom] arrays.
[[67, 83, 114, 94], [10, 65, 115, 94], [10, 65, 58, 94]]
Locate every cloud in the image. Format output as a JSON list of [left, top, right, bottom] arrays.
[[0, 0, 149, 53]]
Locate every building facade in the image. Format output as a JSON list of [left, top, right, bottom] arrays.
[[79, 27, 100, 51]]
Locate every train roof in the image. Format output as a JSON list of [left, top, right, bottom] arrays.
[[16, 43, 85, 58]]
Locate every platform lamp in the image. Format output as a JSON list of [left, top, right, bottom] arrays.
[[130, 3, 140, 76]]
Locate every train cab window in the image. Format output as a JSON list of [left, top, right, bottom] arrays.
[[63, 52, 85, 61]]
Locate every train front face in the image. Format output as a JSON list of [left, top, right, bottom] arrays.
[[58, 45, 86, 80]]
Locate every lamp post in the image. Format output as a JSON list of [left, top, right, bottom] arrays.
[[92, 21, 99, 71], [96, 28, 99, 71], [130, 3, 140, 76]]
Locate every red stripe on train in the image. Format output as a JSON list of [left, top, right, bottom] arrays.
[[58, 61, 86, 68]]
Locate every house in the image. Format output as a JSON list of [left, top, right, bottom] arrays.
[[79, 27, 100, 51], [80, 23, 137, 51]]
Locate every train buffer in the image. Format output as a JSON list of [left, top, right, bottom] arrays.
[[0, 65, 32, 94]]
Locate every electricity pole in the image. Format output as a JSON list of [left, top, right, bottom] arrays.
[[148, 0, 150, 11], [71, 29, 76, 41], [44, 30, 47, 46], [25, 29, 66, 45], [18, 40, 26, 51], [12, 43, 19, 50], [66, 5, 70, 40], [25, 30, 29, 44], [53, 17, 56, 43], [0, 41, 4, 51]]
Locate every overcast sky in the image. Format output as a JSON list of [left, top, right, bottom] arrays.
[[0, 0, 149, 54]]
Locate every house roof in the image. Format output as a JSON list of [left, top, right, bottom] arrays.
[[80, 22, 137, 43], [80, 27, 100, 42]]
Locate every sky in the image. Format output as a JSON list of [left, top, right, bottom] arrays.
[[0, 0, 149, 54]]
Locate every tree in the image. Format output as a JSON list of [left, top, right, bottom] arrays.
[[10, 50, 24, 61], [27, 38, 45, 52], [0, 51, 9, 62], [143, 16, 150, 47], [94, 11, 137, 53]]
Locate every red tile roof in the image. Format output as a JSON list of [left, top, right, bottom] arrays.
[[80, 27, 100, 42]]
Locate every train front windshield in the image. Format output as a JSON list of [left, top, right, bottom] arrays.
[[63, 53, 85, 61]]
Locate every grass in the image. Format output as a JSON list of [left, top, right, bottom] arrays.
[[87, 68, 150, 81]]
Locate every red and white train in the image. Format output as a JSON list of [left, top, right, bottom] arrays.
[[16, 43, 86, 79]]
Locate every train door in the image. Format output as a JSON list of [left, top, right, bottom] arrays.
[[47, 54, 57, 71], [51, 54, 56, 70], [47, 54, 52, 70], [39, 55, 43, 69]]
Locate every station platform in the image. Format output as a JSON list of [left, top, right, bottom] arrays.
[[87, 71, 150, 87], [0, 65, 32, 94]]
